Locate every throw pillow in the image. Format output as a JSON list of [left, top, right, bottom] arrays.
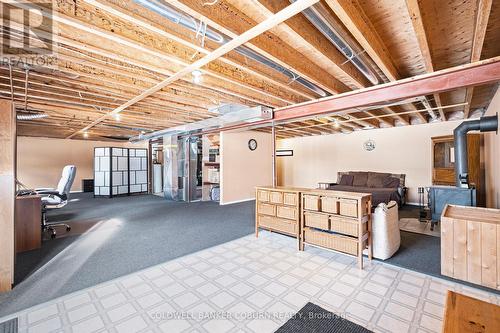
[[339, 174, 354, 186], [367, 172, 390, 188], [352, 172, 368, 187], [383, 177, 400, 188]]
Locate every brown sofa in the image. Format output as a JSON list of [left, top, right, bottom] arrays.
[[327, 171, 407, 207]]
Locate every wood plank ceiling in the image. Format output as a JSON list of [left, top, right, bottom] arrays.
[[2, 0, 499, 141]]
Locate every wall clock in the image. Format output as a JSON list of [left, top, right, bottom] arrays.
[[363, 139, 376, 151], [248, 139, 258, 151]]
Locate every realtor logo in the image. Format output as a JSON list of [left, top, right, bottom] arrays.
[[1, 1, 56, 56]]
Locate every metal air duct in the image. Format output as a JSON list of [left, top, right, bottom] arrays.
[[454, 114, 498, 187], [16, 112, 48, 120], [130, 105, 273, 142]]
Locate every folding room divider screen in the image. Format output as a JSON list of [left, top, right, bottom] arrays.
[[93, 147, 148, 197]]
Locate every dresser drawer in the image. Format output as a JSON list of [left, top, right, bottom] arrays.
[[330, 215, 365, 237], [257, 190, 270, 202], [321, 196, 338, 214], [277, 206, 297, 220], [304, 212, 330, 230], [258, 203, 275, 216], [269, 191, 283, 204], [283, 192, 297, 206], [259, 215, 297, 235], [303, 195, 320, 211], [339, 198, 358, 217], [304, 228, 358, 256]]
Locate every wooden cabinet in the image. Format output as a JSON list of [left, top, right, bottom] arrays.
[[300, 190, 372, 269], [441, 205, 500, 290], [15, 196, 42, 253], [431, 134, 485, 206], [255, 187, 303, 245]]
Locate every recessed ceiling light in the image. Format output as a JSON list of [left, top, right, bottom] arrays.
[[114, 113, 121, 121]]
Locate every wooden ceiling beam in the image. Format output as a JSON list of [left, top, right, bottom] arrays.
[[63, 0, 319, 138], [405, 0, 446, 121], [2, 20, 260, 108], [325, 0, 428, 122], [170, 0, 349, 94], [6, 2, 293, 107], [273, 57, 500, 122], [1, 65, 247, 109], [464, 0, 493, 118], [0, 81, 208, 120], [84, 0, 316, 101], [0, 72, 208, 113], [231, 0, 370, 89], [324, 0, 398, 81]]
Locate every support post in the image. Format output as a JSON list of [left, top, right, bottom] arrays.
[[272, 123, 277, 187], [0, 100, 16, 292]]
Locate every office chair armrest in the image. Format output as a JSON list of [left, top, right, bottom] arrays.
[[35, 189, 60, 195]]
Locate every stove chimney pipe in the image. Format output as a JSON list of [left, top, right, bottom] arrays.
[[454, 114, 498, 188]]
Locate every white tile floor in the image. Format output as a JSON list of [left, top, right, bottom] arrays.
[[1, 231, 499, 333]]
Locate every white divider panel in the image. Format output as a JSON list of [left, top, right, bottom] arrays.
[[94, 147, 147, 197], [129, 148, 148, 193], [94, 147, 111, 196]]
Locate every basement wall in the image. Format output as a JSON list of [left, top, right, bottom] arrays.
[[17, 136, 147, 192], [485, 86, 500, 208], [277, 119, 473, 205], [220, 130, 273, 204]]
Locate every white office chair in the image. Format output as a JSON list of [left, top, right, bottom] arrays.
[[35, 165, 77, 238]]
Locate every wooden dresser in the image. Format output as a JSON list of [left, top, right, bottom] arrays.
[[300, 190, 372, 269], [255, 186, 304, 246]]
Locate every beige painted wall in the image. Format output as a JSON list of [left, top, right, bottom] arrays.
[[220, 130, 272, 204], [485, 87, 500, 208], [277, 120, 469, 204], [17, 136, 147, 192]]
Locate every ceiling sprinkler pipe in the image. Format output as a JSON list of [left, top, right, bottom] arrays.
[[291, 0, 379, 85]]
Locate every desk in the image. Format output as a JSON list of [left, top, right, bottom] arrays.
[[443, 290, 500, 332], [15, 195, 41, 253]]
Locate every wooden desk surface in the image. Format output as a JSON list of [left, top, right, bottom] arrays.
[[443, 290, 500, 332]]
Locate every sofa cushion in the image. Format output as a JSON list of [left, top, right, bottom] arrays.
[[339, 174, 354, 186], [367, 172, 390, 188], [351, 172, 368, 187], [383, 177, 401, 188]]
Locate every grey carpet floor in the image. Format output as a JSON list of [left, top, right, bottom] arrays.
[[0, 193, 255, 317]]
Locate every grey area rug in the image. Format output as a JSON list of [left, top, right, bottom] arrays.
[[0, 318, 17, 333], [275, 303, 372, 333]]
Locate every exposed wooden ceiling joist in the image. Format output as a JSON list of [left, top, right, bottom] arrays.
[[61, 0, 320, 138], [463, 0, 493, 119]]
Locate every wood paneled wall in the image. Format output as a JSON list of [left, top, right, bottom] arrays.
[[0, 100, 15, 292]]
